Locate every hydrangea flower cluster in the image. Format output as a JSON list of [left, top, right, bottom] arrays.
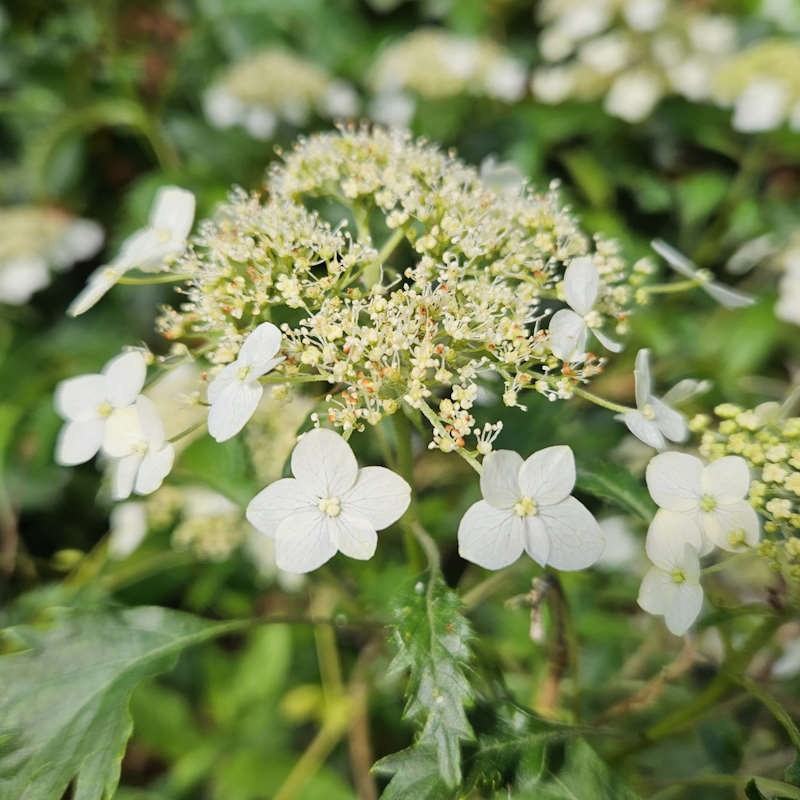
[[204, 49, 359, 140], [0, 205, 102, 305], [638, 451, 760, 635], [713, 39, 800, 132], [369, 28, 527, 127], [532, 0, 738, 123], [159, 126, 636, 455], [697, 403, 800, 570]]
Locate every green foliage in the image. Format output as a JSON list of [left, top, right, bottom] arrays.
[[376, 576, 474, 790], [576, 462, 656, 523], [0, 606, 234, 800]]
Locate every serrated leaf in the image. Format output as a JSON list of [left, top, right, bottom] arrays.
[[373, 744, 454, 800], [576, 462, 655, 523], [0, 606, 237, 800], [381, 576, 474, 789]]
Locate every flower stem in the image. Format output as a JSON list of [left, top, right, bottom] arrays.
[[415, 399, 483, 474], [573, 386, 633, 415], [117, 273, 193, 285], [392, 410, 425, 573], [642, 279, 701, 295]]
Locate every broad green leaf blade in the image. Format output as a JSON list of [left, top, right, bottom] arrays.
[[380, 576, 474, 789], [576, 462, 656, 523], [373, 745, 453, 800], [0, 606, 236, 800]]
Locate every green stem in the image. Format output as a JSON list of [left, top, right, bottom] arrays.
[[735, 675, 800, 751], [573, 387, 633, 415], [610, 614, 783, 761], [392, 411, 424, 573], [642, 279, 701, 295], [415, 399, 483, 474], [117, 273, 193, 285], [374, 227, 406, 267]]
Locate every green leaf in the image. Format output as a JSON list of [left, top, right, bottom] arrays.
[[0, 606, 237, 800], [576, 462, 655, 523], [675, 171, 730, 229], [373, 744, 454, 800], [520, 739, 641, 800], [378, 576, 475, 789], [749, 777, 800, 799]]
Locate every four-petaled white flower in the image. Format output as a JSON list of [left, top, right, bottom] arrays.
[[103, 396, 175, 500], [651, 239, 755, 309], [458, 445, 605, 571], [620, 349, 688, 450], [637, 520, 703, 636], [68, 186, 195, 316], [54, 351, 147, 466], [207, 322, 284, 442], [549, 257, 622, 362], [646, 452, 760, 554], [246, 428, 411, 573]]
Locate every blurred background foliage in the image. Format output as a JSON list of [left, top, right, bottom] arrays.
[[1, 1, 799, 798]]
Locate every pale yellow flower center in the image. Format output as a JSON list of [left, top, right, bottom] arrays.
[[318, 496, 342, 517], [670, 568, 687, 585], [641, 403, 655, 420], [237, 365, 251, 381], [700, 494, 717, 512], [727, 528, 746, 548], [513, 496, 538, 517], [97, 401, 114, 418]]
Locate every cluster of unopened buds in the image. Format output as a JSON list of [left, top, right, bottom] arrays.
[[55, 127, 768, 638]]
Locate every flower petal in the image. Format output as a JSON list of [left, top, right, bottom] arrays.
[[329, 512, 378, 560], [522, 515, 550, 566], [274, 510, 337, 573], [207, 363, 241, 404], [111, 453, 142, 501], [518, 445, 575, 506], [102, 406, 143, 458], [108, 502, 147, 560], [549, 309, 588, 362], [290, 428, 359, 497], [646, 452, 702, 511], [591, 325, 622, 353], [54, 374, 107, 422], [239, 322, 283, 374], [623, 410, 666, 450], [343, 466, 410, 529], [480, 449, 524, 510], [664, 584, 704, 636], [702, 456, 750, 501], [540, 497, 604, 570], [246, 478, 315, 537], [148, 186, 195, 240], [637, 567, 675, 616], [563, 256, 599, 316], [103, 351, 147, 407], [704, 281, 755, 310], [56, 419, 104, 465], [703, 500, 760, 552], [633, 349, 652, 410], [457, 500, 524, 570], [645, 509, 703, 569], [67, 265, 126, 316], [651, 397, 688, 443], [207, 380, 263, 442], [134, 445, 174, 496]]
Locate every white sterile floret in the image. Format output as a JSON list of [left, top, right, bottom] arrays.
[[207, 322, 284, 442], [732, 78, 789, 133], [637, 521, 703, 636], [604, 70, 662, 123], [651, 239, 755, 309], [68, 186, 195, 316], [103, 396, 175, 500], [549, 256, 621, 361], [54, 351, 147, 466], [457, 445, 604, 571], [246, 428, 411, 573], [620, 349, 688, 450], [646, 451, 760, 554]]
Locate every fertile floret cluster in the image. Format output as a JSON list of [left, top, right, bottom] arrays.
[[698, 402, 800, 575], [532, 0, 738, 123], [0, 205, 102, 304], [204, 49, 359, 140], [369, 28, 526, 126], [158, 126, 636, 455]]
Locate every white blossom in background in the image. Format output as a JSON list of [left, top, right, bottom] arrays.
[[458, 446, 605, 571], [0, 206, 102, 305], [247, 429, 410, 573], [479, 155, 525, 197], [637, 521, 703, 636], [549, 256, 622, 361], [368, 91, 416, 128], [646, 451, 760, 554], [530, 66, 575, 104], [604, 69, 662, 123], [596, 515, 641, 571], [776, 245, 800, 325], [732, 77, 789, 132], [623, 0, 666, 31], [54, 351, 147, 466], [207, 322, 284, 442], [103, 396, 175, 500], [108, 502, 148, 559], [620, 349, 688, 450], [651, 239, 755, 309], [68, 186, 195, 316]]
